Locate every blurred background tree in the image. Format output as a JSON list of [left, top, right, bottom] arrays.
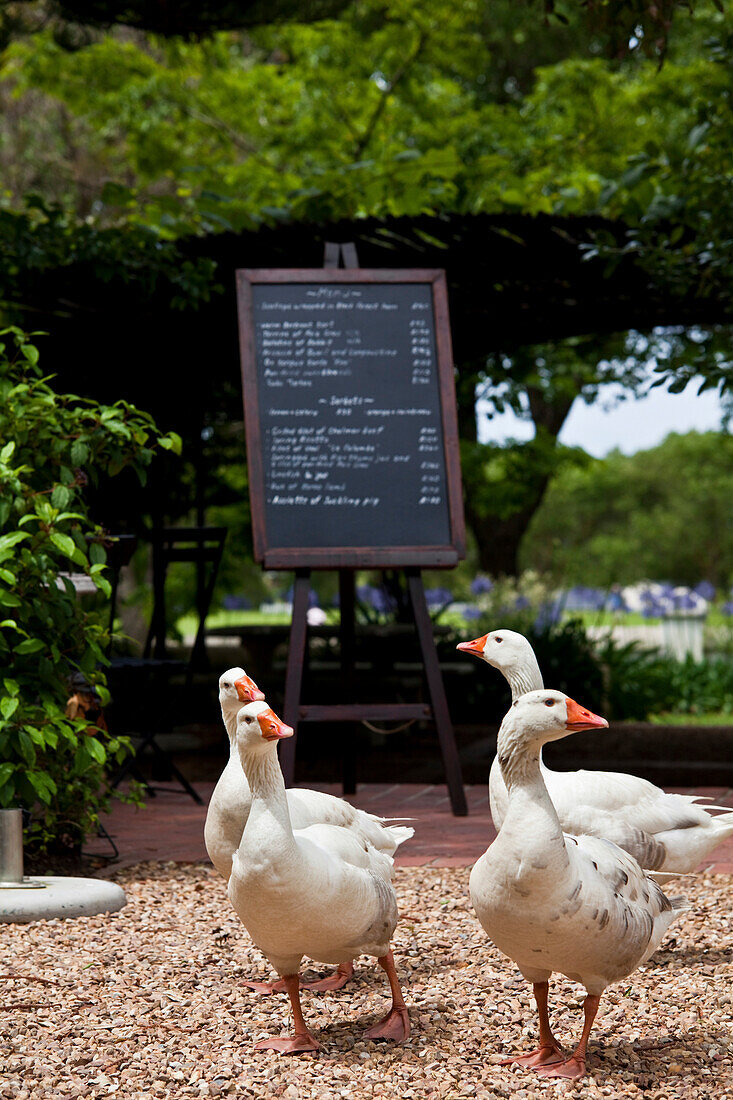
[[0, 0, 729, 595]]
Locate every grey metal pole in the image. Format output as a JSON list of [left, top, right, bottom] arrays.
[[0, 809, 45, 889]]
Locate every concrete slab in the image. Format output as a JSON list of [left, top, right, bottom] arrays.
[[0, 876, 127, 923]]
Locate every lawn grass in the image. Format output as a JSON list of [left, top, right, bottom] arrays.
[[649, 711, 733, 726]]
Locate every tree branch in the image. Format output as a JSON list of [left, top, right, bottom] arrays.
[[352, 30, 427, 162]]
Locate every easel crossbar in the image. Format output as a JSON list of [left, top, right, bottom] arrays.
[[299, 703, 432, 722]]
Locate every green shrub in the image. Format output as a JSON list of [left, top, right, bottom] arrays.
[[0, 327, 181, 855]]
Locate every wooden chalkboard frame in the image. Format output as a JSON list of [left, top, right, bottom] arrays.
[[236, 268, 466, 570]]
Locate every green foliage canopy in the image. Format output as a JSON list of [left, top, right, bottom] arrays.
[[0, 327, 181, 852], [521, 430, 733, 587]]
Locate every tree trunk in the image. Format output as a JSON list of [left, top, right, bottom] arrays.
[[465, 479, 553, 576], [462, 385, 576, 576]]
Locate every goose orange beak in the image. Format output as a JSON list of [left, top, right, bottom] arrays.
[[456, 634, 488, 656], [257, 708, 294, 742], [235, 673, 266, 702], [565, 697, 608, 732]]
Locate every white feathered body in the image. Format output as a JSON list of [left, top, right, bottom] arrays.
[[206, 736, 413, 881], [472, 694, 687, 997], [489, 756, 733, 877], [228, 757, 398, 978], [472, 786, 683, 994], [481, 630, 733, 876]]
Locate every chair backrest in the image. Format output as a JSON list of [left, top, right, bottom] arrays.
[[143, 526, 228, 668]]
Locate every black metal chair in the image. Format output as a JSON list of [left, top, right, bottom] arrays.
[[108, 526, 227, 804]]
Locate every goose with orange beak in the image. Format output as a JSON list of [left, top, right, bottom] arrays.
[[205, 667, 413, 995], [457, 629, 733, 879], [227, 700, 410, 1054], [469, 689, 687, 1080]]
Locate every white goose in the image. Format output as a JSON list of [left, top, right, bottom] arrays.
[[204, 667, 413, 991], [228, 701, 410, 1053], [470, 689, 688, 1079], [457, 629, 733, 878]]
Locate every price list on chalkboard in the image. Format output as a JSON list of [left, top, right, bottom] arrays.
[[238, 270, 465, 567]]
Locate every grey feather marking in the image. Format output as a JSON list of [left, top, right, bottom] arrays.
[[350, 871, 398, 948], [615, 827, 667, 871]]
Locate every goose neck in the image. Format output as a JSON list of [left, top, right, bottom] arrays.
[[496, 722, 560, 836], [506, 661, 543, 702], [222, 708, 238, 752], [238, 746, 294, 844]]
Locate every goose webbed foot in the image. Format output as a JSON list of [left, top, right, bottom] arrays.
[[364, 1004, 410, 1041], [254, 1033, 320, 1055], [534, 1054, 586, 1079], [242, 977, 291, 995], [499, 1041, 565, 1068], [301, 961, 354, 992]]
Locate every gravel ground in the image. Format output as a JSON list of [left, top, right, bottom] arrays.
[[1, 863, 732, 1099]]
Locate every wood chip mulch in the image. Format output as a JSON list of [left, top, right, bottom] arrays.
[[1, 863, 731, 1099]]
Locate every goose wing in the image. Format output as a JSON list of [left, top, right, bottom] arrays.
[[567, 832, 687, 970], [288, 788, 413, 855]]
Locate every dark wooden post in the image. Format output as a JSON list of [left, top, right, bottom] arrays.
[[280, 570, 311, 786], [406, 569, 467, 815], [339, 569, 357, 794]]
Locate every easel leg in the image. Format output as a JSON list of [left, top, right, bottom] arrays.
[[281, 570, 311, 787], [339, 570, 357, 795], [406, 569, 467, 816]]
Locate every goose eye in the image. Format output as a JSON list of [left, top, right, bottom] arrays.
[[222, 682, 230, 689], [544, 699, 554, 707], [495, 637, 503, 643]]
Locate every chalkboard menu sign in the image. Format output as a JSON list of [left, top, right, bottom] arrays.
[[236, 269, 466, 569]]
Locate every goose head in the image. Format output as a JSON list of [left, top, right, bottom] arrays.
[[501, 688, 608, 753], [457, 628, 543, 699], [219, 667, 266, 734], [235, 701, 294, 756]]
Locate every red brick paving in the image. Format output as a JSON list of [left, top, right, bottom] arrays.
[[91, 783, 733, 875]]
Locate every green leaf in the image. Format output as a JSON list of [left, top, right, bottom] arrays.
[[51, 485, 71, 509], [3, 678, 19, 696], [159, 432, 182, 454], [0, 441, 15, 463], [89, 542, 107, 565], [0, 777, 16, 805], [0, 532, 28, 553], [15, 637, 45, 654], [0, 696, 18, 720], [70, 440, 89, 465], [93, 575, 112, 598], [17, 729, 35, 764], [0, 762, 15, 786], [48, 530, 77, 559], [27, 770, 56, 803], [85, 737, 107, 765]]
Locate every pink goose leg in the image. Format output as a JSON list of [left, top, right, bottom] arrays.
[[363, 950, 410, 1042], [535, 993, 601, 1079], [244, 961, 354, 995], [254, 974, 320, 1054], [499, 981, 565, 1068]]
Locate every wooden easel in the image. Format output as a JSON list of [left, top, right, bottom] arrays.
[[278, 243, 467, 816]]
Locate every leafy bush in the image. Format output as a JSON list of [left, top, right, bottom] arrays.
[[0, 327, 181, 855]]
